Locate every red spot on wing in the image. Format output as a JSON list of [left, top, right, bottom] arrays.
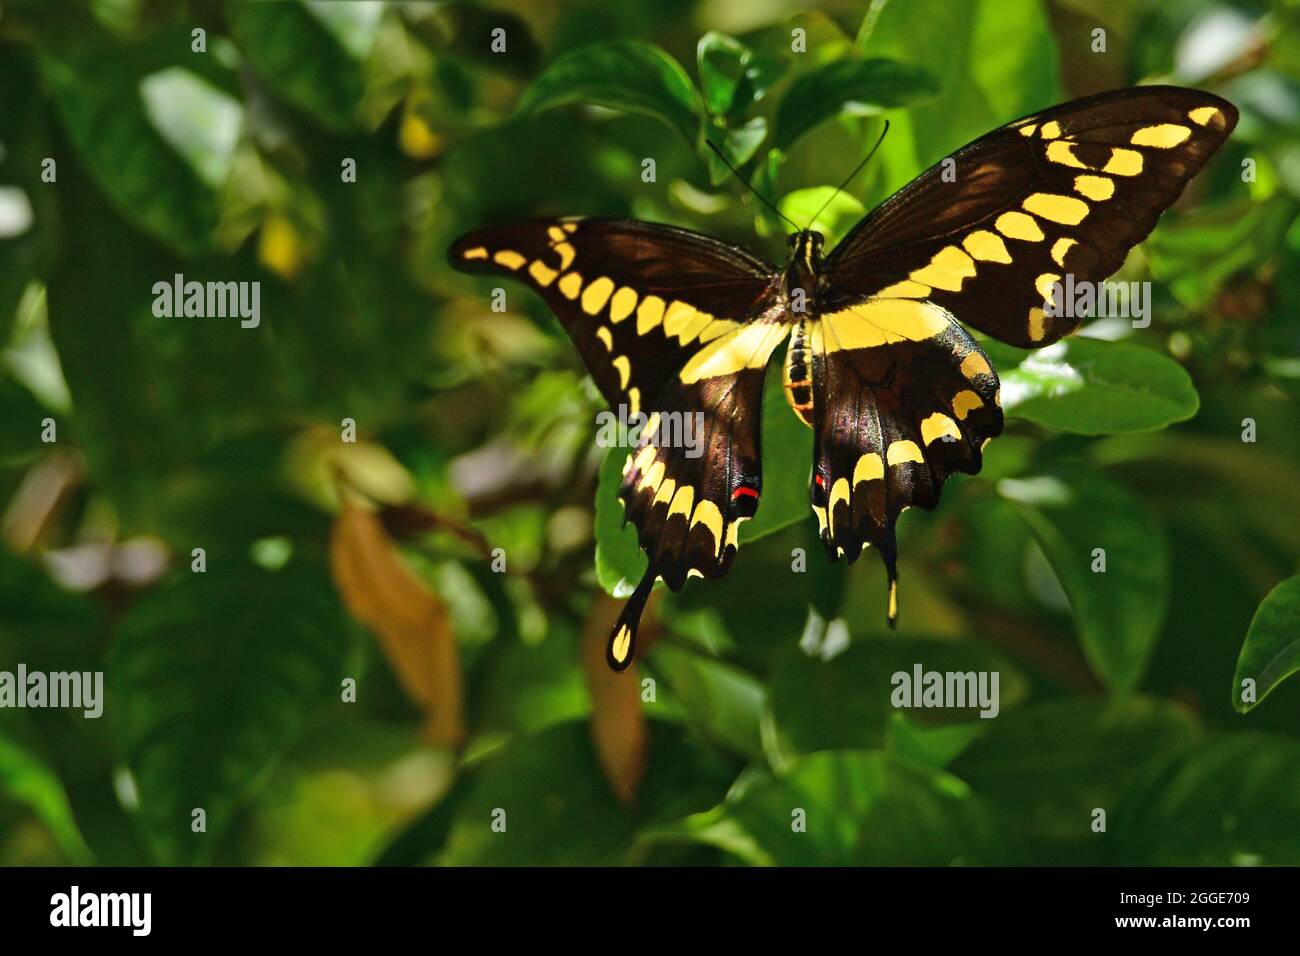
[[732, 486, 759, 501]]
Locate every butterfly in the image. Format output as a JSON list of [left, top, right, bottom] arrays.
[[450, 85, 1237, 671]]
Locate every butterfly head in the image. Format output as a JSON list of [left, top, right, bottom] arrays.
[[787, 230, 825, 270]]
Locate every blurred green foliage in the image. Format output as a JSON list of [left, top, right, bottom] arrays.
[[0, 0, 1298, 867]]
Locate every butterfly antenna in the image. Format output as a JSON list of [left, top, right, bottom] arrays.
[[806, 119, 891, 230], [705, 139, 802, 233]]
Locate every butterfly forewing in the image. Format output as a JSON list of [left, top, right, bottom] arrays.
[[824, 86, 1238, 347]]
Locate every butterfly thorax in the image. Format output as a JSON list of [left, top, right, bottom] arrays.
[[782, 230, 825, 427]]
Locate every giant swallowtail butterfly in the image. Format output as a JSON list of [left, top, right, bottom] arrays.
[[450, 85, 1237, 671]]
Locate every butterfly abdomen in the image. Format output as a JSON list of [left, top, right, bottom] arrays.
[[783, 321, 815, 428]]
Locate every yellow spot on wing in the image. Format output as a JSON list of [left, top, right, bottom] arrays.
[[1074, 175, 1114, 201], [886, 440, 924, 466], [853, 452, 884, 484], [921, 412, 961, 445], [960, 352, 991, 379], [609, 287, 638, 323], [818, 300, 950, 352], [1188, 106, 1220, 127], [610, 625, 631, 664], [529, 260, 558, 286], [1028, 307, 1047, 341], [1035, 273, 1061, 302], [676, 311, 713, 345], [547, 226, 565, 242], [627, 387, 641, 417], [1103, 147, 1143, 176], [875, 280, 930, 299], [1045, 140, 1086, 169], [1130, 124, 1191, 148], [828, 478, 850, 535], [1023, 193, 1089, 225], [910, 245, 977, 292], [636, 295, 665, 335], [558, 272, 582, 300], [632, 444, 656, 476], [494, 250, 526, 269], [639, 460, 665, 492], [1019, 124, 1037, 137], [552, 241, 575, 269], [1039, 120, 1061, 139], [952, 390, 983, 419], [698, 319, 740, 343], [962, 230, 1012, 264], [662, 301, 698, 337], [995, 211, 1044, 242], [595, 326, 613, 350], [1051, 237, 1077, 267], [581, 276, 614, 315], [612, 355, 631, 389], [462, 247, 488, 260], [653, 478, 676, 507], [668, 485, 694, 519], [679, 321, 786, 384], [690, 500, 724, 555]]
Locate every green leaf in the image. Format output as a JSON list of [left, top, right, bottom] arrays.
[[593, 445, 644, 597], [669, 751, 999, 865], [1145, 197, 1299, 310], [705, 117, 767, 186], [999, 468, 1169, 692], [438, 720, 733, 865], [1232, 573, 1300, 714], [226, 0, 380, 133], [646, 643, 766, 759], [1109, 734, 1300, 865], [766, 638, 1029, 758], [950, 697, 1199, 863], [773, 57, 938, 151], [517, 40, 703, 144], [697, 31, 749, 117], [0, 732, 93, 864], [112, 561, 348, 864], [41, 40, 241, 256], [859, 0, 1060, 187], [778, 187, 865, 246], [989, 337, 1200, 435]]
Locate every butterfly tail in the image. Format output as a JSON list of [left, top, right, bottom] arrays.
[[606, 569, 656, 671], [877, 528, 900, 630]]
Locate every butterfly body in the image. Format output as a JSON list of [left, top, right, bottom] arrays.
[[450, 85, 1237, 670]]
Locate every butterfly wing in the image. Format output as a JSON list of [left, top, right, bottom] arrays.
[[450, 217, 779, 415], [449, 217, 786, 668], [824, 86, 1238, 347], [807, 86, 1235, 620]]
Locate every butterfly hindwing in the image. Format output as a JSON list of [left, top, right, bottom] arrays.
[[824, 86, 1238, 347], [805, 302, 1003, 616]]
